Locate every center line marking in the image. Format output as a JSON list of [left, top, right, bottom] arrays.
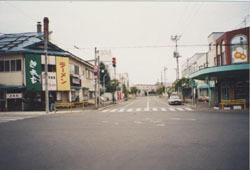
[[136, 108, 141, 111]]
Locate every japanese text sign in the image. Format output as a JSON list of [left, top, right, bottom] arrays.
[[25, 54, 42, 91], [56, 57, 70, 91]]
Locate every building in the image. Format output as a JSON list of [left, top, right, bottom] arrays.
[[188, 27, 249, 107], [0, 22, 94, 111], [135, 84, 157, 95]]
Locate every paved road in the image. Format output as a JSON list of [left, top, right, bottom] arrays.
[[0, 96, 248, 170]]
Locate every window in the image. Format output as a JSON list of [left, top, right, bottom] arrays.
[[0, 59, 21, 72], [11, 60, 16, 71], [0, 61, 4, 72], [4, 60, 10, 72], [70, 64, 75, 74], [221, 40, 226, 65], [75, 65, 79, 75], [214, 57, 217, 66], [16, 60, 21, 71], [216, 45, 220, 66], [231, 34, 248, 64], [209, 43, 212, 51]]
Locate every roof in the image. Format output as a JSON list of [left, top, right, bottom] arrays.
[[0, 32, 93, 68], [0, 32, 70, 56], [0, 32, 43, 52]]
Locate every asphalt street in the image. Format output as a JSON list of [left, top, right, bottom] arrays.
[[0, 96, 249, 170]]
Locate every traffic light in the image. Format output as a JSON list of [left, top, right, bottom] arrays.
[[112, 57, 116, 67]]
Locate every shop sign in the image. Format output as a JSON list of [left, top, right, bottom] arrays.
[[6, 93, 22, 99], [72, 77, 80, 84], [231, 35, 248, 64], [56, 57, 70, 91], [41, 55, 56, 65], [42, 72, 57, 91], [25, 54, 42, 91]]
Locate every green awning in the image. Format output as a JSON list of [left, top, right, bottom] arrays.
[[189, 63, 249, 80], [0, 85, 25, 89]]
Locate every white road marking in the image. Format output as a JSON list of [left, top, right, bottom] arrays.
[[127, 108, 133, 112], [102, 109, 109, 112], [168, 108, 176, 111], [161, 108, 166, 111], [171, 117, 181, 120], [144, 108, 150, 111], [134, 121, 143, 124], [0, 117, 30, 123], [136, 108, 141, 111], [187, 119, 196, 121], [118, 109, 125, 112], [176, 108, 184, 111], [110, 109, 117, 112], [156, 123, 165, 126], [114, 122, 119, 125], [185, 107, 193, 111], [152, 108, 158, 111]]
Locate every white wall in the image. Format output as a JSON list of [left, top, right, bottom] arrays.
[[0, 53, 24, 86]]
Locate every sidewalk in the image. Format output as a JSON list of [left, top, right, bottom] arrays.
[[0, 100, 125, 115]]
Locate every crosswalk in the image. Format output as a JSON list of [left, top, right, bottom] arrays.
[[0, 116, 32, 124], [101, 107, 193, 113]]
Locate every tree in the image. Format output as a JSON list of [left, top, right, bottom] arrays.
[[99, 62, 111, 89], [173, 77, 190, 102], [130, 87, 138, 95], [106, 79, 120, 102], [122, 84, 128, 99]]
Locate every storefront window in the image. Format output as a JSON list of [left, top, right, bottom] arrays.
[[231, 35, 248, 64], [216, 45, 220, 66], [221, 40, 226, 65]]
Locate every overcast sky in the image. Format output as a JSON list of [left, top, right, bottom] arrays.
[[0, 1, 249, 85]]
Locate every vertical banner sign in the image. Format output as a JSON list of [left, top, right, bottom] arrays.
[[42, 72, 57, 91], [25, 54, 42, 91], [56, 57, 70, 91]]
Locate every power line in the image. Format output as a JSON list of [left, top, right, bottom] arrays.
[[4, 2, 37, 23]]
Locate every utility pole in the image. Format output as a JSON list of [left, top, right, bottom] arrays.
[[94, 47, 98, 109], [163, 67, 168, 95], [171, 35, 181, 80], [98, 54, 100, 107], [44, 17, 49, 113]]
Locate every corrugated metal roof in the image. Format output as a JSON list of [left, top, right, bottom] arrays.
[[0, 32, 43, 52]]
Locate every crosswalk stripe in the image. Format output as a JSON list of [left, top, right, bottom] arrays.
[[176, 108, 184, 111], [152, 108, 158, 111], [144, 108, 149, 111], [110, 109, 117, 112], [185, 107, 193, 111], [168, 108, 176, 111], [102, 109, 109, 112], [118, 109, 125, 112], [161, 108, 166, 111], [136, 108, 141, 111], [127, 108, 133, 112]]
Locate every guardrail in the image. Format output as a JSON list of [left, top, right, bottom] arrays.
[[221, 99, 246, 110], [54, 102, 84, 112]]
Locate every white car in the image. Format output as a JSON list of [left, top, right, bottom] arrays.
[[168, 95, 182, 105]]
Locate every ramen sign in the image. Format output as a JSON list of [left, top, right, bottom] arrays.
[[231, 35, 248, 64]]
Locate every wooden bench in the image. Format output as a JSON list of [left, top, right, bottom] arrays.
[[54, 102, 84, 112], [221, 99, 246, 110]]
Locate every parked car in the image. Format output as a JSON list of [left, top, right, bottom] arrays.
[[168, 95, 182, 105]]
